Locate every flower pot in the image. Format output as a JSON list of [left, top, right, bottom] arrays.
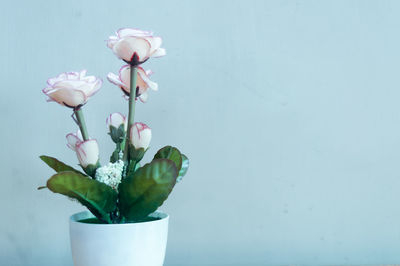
[[69, 211, 169, 266]]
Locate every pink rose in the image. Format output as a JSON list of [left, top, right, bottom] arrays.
[[107, 65, 158, 102], [106, 112, 126, 130], [130, 122, 152, 150], [107, 28, 166, 66], [43, 70, 102, 108], [66, 131, 99, 167]]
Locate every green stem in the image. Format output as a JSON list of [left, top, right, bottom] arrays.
[[74, 108, 89, 141], [123, 66, 138, 163]]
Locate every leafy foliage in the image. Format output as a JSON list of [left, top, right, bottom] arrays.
[[81, 162, 100, 178], [46, 171, 118, 223], [129, 145, 146, 162], [177, 154, 189, 182], [40, 148, 189, 223], [154, 146, 189, 182], [119, 159, 178, 221], [40, 155, 84, 175], [109, 124, 126, 144], [154, 146, 182, 170]]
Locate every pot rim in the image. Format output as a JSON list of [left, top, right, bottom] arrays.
[[70, 210, 169, 226]]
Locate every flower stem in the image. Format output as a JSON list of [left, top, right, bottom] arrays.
[[74, 108, 89, 141], [123, 66, 138, 163]]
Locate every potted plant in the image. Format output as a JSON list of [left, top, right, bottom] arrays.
[[39, 28, 189, 266]]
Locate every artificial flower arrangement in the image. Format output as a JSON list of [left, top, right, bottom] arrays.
[[39, 28, 189, 224]]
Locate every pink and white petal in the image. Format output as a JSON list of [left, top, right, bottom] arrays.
[[113, 37, 151, 62], [79, 70, 88, 79], [93, 78, 102, 90], [66, 133, 81, 151], [117, 28, 153, 38], [119, 65, 131, 89], [135, 68, 148, 92], [53, 79, 87, 90], [47, 73, 65, 86], [82, 75, 96, 83], [144, 36, 162, 53], [107, 36, 118, 48], [145, 69, 154, 76], [107, 72, 125, 88], [76, 139, 99, 167], [47, 77, 58, 86], [47, 88, 86, 107], [76, 83, 94, 96], [138, 69, 158, 91], [76, 129, 83, 140], [85, 80, 101, 98], [42, 87, 55, 93], [66, 71, 80, 80], [107, 112, 126, 128], [139, 92, 148, 103], [151, 48, 166, 57]]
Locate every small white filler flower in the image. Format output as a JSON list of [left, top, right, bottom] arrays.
[[95, 160, 125, 190]]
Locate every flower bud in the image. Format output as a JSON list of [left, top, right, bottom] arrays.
[[76, 140, 100, 168], [106, 112, 126, 130], [130, 122, 151, 150], [66, 131, 100, 176]]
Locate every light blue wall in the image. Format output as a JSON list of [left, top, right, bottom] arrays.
[[1, 0, 400, 265]]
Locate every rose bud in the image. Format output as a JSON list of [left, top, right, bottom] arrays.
[[76, 140, 100, 168], [66, 131, 100, 176], [107, 65, 157, 102], [107, 28, 166, 66], [43, 70, 102, 108], [106, 112, 126, 130], [106, 113, 126, 144], [130, 122, 152, 150]]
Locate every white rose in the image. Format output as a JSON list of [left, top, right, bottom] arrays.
[[43, 70, 102, 108], [106, 112, 126, 130], [107, 65, 157, 102], [130, 122, 152, 149], [66, 131, 99, 167], [107, 28, 166, 66]]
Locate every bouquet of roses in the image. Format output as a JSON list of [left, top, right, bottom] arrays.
[[39, 28, 189, 224]]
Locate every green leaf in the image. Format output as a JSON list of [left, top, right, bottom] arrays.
[[177, 154, 189, 182], [46, 171, 117, 223], [153, 146, 182, 171], [134, 162, 141, 172], [110, 148, 120, 163], [119, 159, 178, 221], [82, 161, 100, 178], [129, 145, 146, 162], [109, 124, 126, 144], [40, 155, 84, 175]]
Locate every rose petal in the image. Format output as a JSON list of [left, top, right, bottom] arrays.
[[46, 88, 86, 107], [144, 36, 162, 54], [66, 133, 81, 151], [113, 37, 151, 62], [117, 28, 153, 38], [107, 36, 118, 49], [137, 68, 158, 91], [76, 139, 99, 167], [151, 48, 166, 58], [106, 112, 126, 128], [119, 65, 131, 89], [139, 92, 148, 103], [107, 72, 126, 89]]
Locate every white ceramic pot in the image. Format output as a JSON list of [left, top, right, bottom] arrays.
[[69, 211, 169, 266]]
